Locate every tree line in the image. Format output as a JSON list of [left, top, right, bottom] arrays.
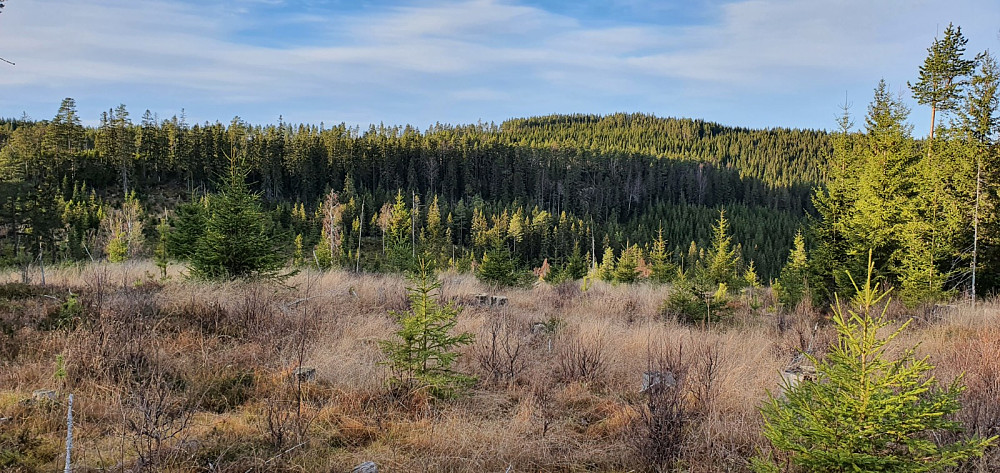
[[2, 23, 997, 307], [788, 24, 1000, 307], [0, 106, 824, 281]]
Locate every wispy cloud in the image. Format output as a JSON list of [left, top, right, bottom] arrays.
[[0, 0, 997, 130]]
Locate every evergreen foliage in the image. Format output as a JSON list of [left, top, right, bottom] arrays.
[[810, 31, 1000, 306], [776, 230, 811, 308], [167, 198, 207, 261], [756, 256, 996, 472], [648, 227, 677, 284], [189, 162, 283, 280], [477, 244, 530, 288], [379, 263, 475, 398], [701, 209, 742, 288], [0, 27, 996, 296]]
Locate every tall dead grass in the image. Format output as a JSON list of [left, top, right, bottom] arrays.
[[0, 262, 995, 471]]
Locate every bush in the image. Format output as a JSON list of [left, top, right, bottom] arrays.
[[754, 256, 996, 472], [199, 369, 255, 413], [477, 245, 532, 288], [661, 281, 732, 324]]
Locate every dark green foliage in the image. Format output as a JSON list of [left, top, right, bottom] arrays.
[[755, 258, 996, 472], [477, 244, 531, 288], [380, 264, 475, 398], [809, 31, 1000, 305], [545, 243, 589, 283], [154, 216, 169, 277], [0, 105, 825, 280], [167, 199, 207, 261], [910, 23, 976, 137], [189, 165, 283, 281]]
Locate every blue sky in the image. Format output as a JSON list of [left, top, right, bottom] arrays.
[[0, 0, 998, 134]]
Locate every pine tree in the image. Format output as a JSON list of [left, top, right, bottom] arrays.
[[755, 255, 995, 472], [910, 23, 976, 141]]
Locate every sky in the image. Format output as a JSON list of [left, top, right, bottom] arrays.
[[0, 0, 998, 134]]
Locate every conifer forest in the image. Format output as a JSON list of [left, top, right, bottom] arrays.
[[2, 10, 1000, 473]]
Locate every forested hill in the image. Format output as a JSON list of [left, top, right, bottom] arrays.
[[0, 107, 832, 278], [499, 113, 829, 189]]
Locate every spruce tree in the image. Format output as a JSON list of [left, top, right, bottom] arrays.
[[613, 243, 642, 284], [811, 103, 861, 300], [597, 246, 617, 282], [190, 162, 283, 280], [380, 262, 475, 398], [649, 227, 676, 284], [755, 256, 995, 472], [702, 209, 741, 288], [776, 230, 811, 308], [477, 244, 525, 288], [167, 197, 207, 260], [384, 191, 414, 272], [849, 80, 914, 279]]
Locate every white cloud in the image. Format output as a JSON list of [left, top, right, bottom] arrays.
[[0, 0, 997, 129]]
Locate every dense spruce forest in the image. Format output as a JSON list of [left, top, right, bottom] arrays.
[[0, 109, 826, 280], [1, 24, 998, 309]]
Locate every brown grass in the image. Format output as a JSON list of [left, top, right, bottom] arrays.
[[0, 262, 996, 471]]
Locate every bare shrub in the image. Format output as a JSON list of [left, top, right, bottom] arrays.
[[628, 344, 689, 472], [689, 341, 721, 416], [945, 327, 1000, 471], [552, 280, 581, 308], [71, 289, 160, 383], [262, 396, 296, 451], [474, 314, 527, 384], [556, 332, 606, 383], [118, 354, 197, 470], [530, 377, 559, 437]]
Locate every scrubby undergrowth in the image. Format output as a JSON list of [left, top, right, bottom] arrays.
[[0, 261, 996, 472]]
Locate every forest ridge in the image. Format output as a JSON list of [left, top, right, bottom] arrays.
[[1, 23, 998, 307], [0, 110, 824, 280]]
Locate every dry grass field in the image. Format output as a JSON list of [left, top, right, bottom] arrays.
[[0, 261, 997, 472]]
